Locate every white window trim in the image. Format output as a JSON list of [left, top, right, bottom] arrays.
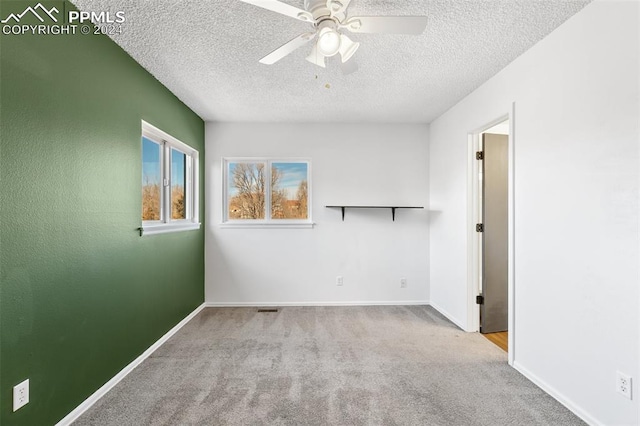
[[141, 120, 200, 236], [221, 157, 313, 228]]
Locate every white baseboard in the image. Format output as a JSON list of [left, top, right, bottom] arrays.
[[428, 301, 469, 331], [55, 303, 206, 426], [513, 361, 602, 426], [204, 300, 430, 307]]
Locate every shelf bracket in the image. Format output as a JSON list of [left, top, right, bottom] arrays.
[[340, 206, 345, 221], [392, 207, 396, 221]]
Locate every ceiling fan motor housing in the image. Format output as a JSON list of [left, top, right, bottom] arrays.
[[305, 0, 337, 22]]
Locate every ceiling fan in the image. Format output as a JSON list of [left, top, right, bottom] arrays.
[[239, 0, 428, 71]]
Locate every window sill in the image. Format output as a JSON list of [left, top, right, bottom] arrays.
[[219, 222, 315, 229], [139, 222, 201, 236]]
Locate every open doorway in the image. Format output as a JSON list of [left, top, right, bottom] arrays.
[[480, 122, 509, 350], [468, 109, 514, 363]]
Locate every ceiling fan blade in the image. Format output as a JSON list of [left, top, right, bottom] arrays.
[[341, 59, 358, 75], [259, 32, 316, 65], [239, 0, 313, 22], [305, 43, 326, 68], [343, 16, 428, 34]]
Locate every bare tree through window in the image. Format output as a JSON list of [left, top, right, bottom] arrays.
[[228, 163, 266, 219], [227, 161, 308, 220]]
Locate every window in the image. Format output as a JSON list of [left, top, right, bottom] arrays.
[[223, 158, 311, 227], [141, 121, 199, 235]]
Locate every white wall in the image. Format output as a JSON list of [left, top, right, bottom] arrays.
[[205, 123, 429, 305], [429, 1, 639, 425]]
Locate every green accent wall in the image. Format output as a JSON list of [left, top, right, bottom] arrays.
[[0, 2, 205, 424]]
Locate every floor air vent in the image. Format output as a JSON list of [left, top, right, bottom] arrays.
[[257, 309, 279, 313]]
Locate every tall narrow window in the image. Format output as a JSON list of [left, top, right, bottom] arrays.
[[223, 158, 311, 227], [171, 148, 187, 220], [271, 162, 308, 220], [142, 137, 162, 221], [141, 121, 199, 235]]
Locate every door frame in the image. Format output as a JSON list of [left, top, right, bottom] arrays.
[[466, 102, 515, 365]]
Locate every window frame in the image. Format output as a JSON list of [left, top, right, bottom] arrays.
[[222, 157, 313, 228], [141, 120, 200, 236]]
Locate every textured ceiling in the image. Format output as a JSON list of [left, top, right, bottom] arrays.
[[71, 0, 591, 123]]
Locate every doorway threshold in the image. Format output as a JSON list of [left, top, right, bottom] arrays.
[[483, 331, 508, 352]]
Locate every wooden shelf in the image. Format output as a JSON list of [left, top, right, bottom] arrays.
[[325, 206, 424, 221]]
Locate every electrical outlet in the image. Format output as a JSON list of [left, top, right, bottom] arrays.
[[336, 276, 343, 286], [13, 379, 29, 412], [617, 371, 632, 399], [400, 278, 407, 288]]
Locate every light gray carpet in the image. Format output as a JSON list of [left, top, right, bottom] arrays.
[[74, 306, 584, 425]]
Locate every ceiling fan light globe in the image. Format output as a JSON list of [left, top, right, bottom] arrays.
[[338, 34, 359, 63], [317, 29, 341, 57], [306, 44, 326, 68]]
